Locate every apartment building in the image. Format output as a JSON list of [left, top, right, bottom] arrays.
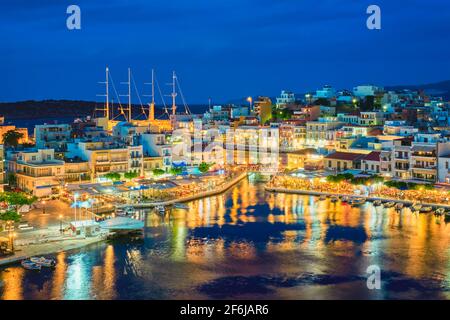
[[34, 124, 72, 152], [306, 119, 343, 149], [6, 149, 65, 197], [67, 140, 143, 180], [140, 133, 172, 170]]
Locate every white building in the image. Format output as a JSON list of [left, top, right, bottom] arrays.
[[353, 85, 383, 98]]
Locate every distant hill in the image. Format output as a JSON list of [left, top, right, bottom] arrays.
[[0, 99, 208, 120], [386, 80, 450, 100]]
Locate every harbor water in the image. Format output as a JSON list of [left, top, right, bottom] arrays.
[[1, 176, 450, 300]]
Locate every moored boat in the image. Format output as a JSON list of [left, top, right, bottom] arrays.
[[435, 208, 445, 216], [330, 196, 339, 203], [383, 201, 395, 208], [351, 198, 366, 207], [21, 260, 41, 271], [372, 200, 382, 207], [30, 256, 56, 268], [419, 206, 433, 214], [319, 195, 327, 201], [173, 203, 189, 210], [341, 196, 349, 203], [412, 204, 422, 212], [395, 203, 404, 210]]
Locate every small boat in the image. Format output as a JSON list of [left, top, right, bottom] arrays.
[[373, 200, 382, 207], [419, 206, 433, 214], [155, 205, 166, 214], [395, 203, 404, 210], [330, 196, 339, 203], [383, 201, 395, 208], [435, 208, 445, 216], [21, 260, 41, 271], [173, 203, 189, 210], [30, 256, 56, 268], [351, 198, 366, 207], [341, 196, 349, 203], [412, 204, 422, 212]]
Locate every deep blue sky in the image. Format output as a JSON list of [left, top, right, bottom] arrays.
[[1, 0, 450, 104]]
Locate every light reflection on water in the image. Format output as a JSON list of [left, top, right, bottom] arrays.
[[1, 177, 450, 300]]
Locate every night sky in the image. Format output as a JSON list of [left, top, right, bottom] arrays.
[[1, 0, 449, 104]]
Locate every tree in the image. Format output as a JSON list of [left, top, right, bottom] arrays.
[[3, 130, 24, 148], [0, 210, 21, 222], [152, 168, 165, 176], [169, 167, 183, 175], [6, 173, 16, 187], [104, 172, 121, 181], [124, 171, 139, 180], [198, 162, 212, 173]]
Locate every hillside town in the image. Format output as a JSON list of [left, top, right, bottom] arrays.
[[2, 77, 450, 262]]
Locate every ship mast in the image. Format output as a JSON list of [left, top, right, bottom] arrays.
[[171, 71, 177, 116], [96, 66, 110, 119], [120, 68, 132, 122], [105, 67, 109, 119]]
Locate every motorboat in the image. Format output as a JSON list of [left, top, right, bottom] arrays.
[[372, 200, 382, 207], [351, 198, 366, 207], [341, 196, 350, 203], [318, 195, 327, 201], [419, 206, 433, 214], [412, 204, 422, 212], [383, 201, 395, 208], [435, 208, 446, 216], [30, 256, 56, 268], [155, 205, 166, 214], [21, 260, 41, 271], [330, 196, 339, 203], [173, 203, 189, 210], [395, 203, 404, 210]]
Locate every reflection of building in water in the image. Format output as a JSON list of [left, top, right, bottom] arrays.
[[2, 267, 25, 300]]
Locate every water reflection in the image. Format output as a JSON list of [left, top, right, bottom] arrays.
[[1, 177, 450, 299]]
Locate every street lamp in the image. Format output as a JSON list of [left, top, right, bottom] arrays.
[[59, 214, 63, 234]]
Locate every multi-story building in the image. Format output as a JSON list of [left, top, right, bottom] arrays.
[[305, 119, 343, 149], [324, 151, 364, 172], [140, 133, 172, 170], [67, 140, 143, 180], [34, 124, 72, 153], [6, 149, 65, 197], [315, 85, 336, 99], [276, 90, 295, 108], [253, 97, 272, 124], [353, 85, 383, 98], [359, 112, 384, 126]]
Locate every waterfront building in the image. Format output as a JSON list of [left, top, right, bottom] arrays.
[[140, 133, 172, 170], [286, 148, 323, 171], [324, 151, 364, 172], [63, 158, 90, 182], [67, 140, 143, 181], [361, 151, 381, 174], [143, 156, 164, 175], [6, 149, 65, 197]]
